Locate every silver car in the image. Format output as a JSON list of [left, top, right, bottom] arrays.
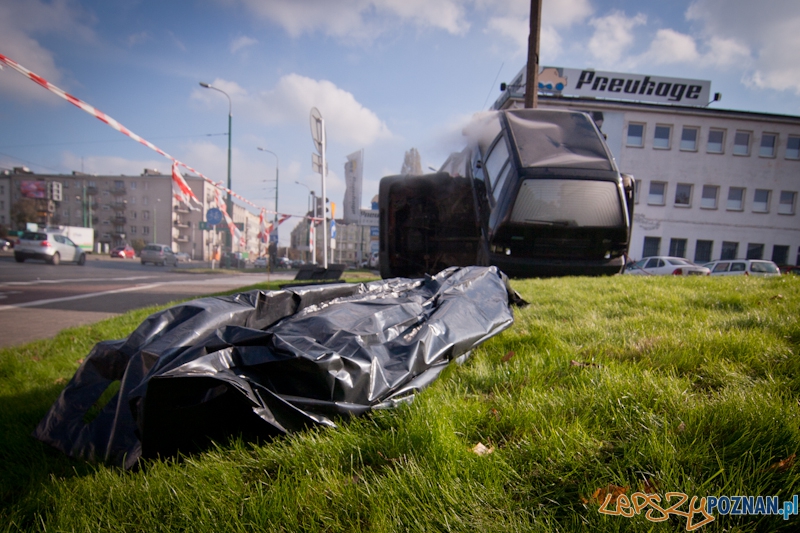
[[14, 230, 86, 265], [140, 244, 178, 266]]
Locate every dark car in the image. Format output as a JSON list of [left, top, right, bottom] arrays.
[[379, 109, 634, 278]]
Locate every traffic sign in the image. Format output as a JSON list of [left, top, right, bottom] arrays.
[[330, 219, 336, 239], [206, 207, 223, 225], [310, 107, 324, 154]]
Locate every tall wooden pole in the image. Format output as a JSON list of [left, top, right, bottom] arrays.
[[524, 0, 542, 108]]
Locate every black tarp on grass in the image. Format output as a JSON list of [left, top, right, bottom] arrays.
[[34, 266, 521, 468]]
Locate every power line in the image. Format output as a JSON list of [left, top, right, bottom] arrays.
[[482, 62, 504, 110]]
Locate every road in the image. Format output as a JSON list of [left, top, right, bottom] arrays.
[[0, 252, 295, 348]]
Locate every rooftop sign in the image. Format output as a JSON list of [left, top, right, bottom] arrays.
[[498, 66, 712, 107]]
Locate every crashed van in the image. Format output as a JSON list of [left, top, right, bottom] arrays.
[[379, 109, 635, 278]]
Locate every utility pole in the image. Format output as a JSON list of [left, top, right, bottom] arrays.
[[524, 0, 543, 109]]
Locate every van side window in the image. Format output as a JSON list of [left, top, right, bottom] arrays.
[[712, 262, 730, 272], [484, 137, 510, 190], [730, 262, 745, 272]]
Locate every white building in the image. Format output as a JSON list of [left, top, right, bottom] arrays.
[[495, 66, 799, 266], [1, 167, 261, 260]]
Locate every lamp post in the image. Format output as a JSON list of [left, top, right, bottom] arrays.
[[295, 181, 315, 263], [199, 82, 233, 252], [257, 147, 279, 226], [153, 198, 161, 243]]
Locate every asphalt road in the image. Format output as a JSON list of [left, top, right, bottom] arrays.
[[0, 252, 295, 348]]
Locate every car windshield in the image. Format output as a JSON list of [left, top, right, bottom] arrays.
[[22, 232, 47, 241], [510, 179, 624, 227]]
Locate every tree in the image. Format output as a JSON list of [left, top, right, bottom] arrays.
[[401, 148, 423, 175], [11, 198, 40, 229], [130, 238, 146, 256]]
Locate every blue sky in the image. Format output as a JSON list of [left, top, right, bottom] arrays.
[[2, 0, 799, 244]]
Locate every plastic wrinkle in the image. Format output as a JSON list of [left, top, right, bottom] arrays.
[[33, 266, 519, 467]]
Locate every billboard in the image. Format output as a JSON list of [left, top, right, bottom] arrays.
[[500, 66, 712, 107], [343, 149, 363, 224], [20, 180, 46, 199]]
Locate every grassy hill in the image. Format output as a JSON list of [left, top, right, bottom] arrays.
[[1, 275, 799, 532]]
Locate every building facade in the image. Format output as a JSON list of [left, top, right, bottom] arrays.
[[1, 167, 261, 260], [494, 67, 800, 267]]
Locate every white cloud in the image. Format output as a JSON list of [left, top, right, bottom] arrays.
[[190, 74, 391, 147], [127, 31, 151, 47], [588, 11, 647, 65], [232, 0, 470, 41], [483, 0, 592, 58], [641, 29, 699, 65], [686, 0, 800, 93], [0, 0, 95, 103], [230, 35, 258, 54], [60, 152, 166, 177]]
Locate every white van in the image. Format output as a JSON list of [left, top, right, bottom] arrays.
[[705, 259, 781, 277]]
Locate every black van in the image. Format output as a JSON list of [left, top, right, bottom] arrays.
[[379, 109, 635, 278]]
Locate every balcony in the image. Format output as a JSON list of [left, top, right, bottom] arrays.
[[111, 203, 127, 212], [111, 187, 127, 196], [174, 204, 190, 214], [174, 219, 189, 228], [113, 216, 127, 225], [86, 186, 98, 196], [175, 235, 189, 243]]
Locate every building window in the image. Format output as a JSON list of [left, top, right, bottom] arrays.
[[700, 185, 719, 209], [634, 180, 640, 204], [759, 133, 777, 157], [746, 243, 764, 260], [653, 125, 671, 149], [733, 131, 751, 156], [642, 236, 661, 257], [707, 129, 725, 153], [779, 191, 797, 215], [753, 189, 770, 212], [627, 123, 645, 147], [695, 240, 713, 263], [787, 136, 800, 159], [143, 196, 149, 206], [680, 126, 699, 151], [669, 238, 687, 258], [130, 182, 137, 190], [143, 210, 150, 221], [727, 187, 745, 211], [721, 241, 739, 260], [130, 226, 137, 235], [772, 245, 789, 265], [674, 183, 692, 207], [648, 182, 666, 205], [143, 226, 150, 235]]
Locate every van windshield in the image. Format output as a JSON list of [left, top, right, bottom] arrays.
[[510, 179, 624, 227]]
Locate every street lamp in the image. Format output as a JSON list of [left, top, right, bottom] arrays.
[[153, 198, 161, 243], [199, 81, 233, 251], [295, 181, 316, 263], [257, 147, 279, 226]]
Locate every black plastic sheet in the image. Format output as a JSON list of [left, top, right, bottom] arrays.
[[34, 266, 521, 468]]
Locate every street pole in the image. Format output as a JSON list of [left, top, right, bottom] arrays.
[[200, 82, 233, 252], [524, 0, 542, 109], [321, 118, 328, 269], [257, 147, 279, 230]]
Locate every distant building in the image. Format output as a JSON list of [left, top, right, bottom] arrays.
[[1, 168, 260, 260], [494, 66, 800, 266]]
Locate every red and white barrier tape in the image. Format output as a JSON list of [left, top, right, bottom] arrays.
[[0, 52, 307, 223]]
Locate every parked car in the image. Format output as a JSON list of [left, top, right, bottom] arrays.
[[175, 252, 191, 262], [625, 256, 710, 276], [253, 256, 267, 268], [0, 237, 13, 251], [704, 259, 781, 277], [14, 230, 86, 265], [110, 245, 135, 259], [140, 244, 178, 266], [222, 251, 247, 269]]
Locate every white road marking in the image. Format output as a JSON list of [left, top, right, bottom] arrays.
[[0, 282, 167, 312], [0, 275, 157, 287]]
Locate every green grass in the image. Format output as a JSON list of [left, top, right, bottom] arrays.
[[1, 275, 799, 532]]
